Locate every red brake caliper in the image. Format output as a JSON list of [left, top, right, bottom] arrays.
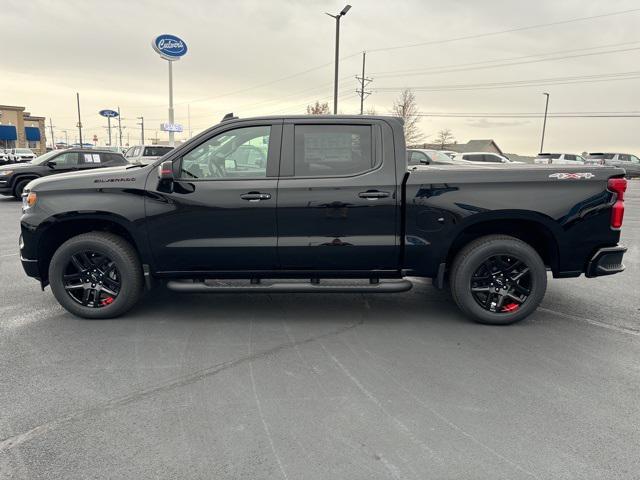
[[501, 302, 519, 313], [100, 297, 114, 306]]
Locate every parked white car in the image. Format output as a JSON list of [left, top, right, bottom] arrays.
[[452, 152, 521, 164], [534, 153, 585, 165], [6, 148, 36, 163], [124, 145, 174, 165]]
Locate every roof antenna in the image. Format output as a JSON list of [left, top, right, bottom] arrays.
[[221, 112, 238, 122]]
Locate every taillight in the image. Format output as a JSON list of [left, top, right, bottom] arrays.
[[608, 177, 627, 229]]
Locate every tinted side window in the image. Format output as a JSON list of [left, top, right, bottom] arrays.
[[464, 154, 483, 162], [631, 156, 640, 164], [179, 125, 270, 180], [618, 154, 630, 162], [483, 154, 502, 163], [80, 153, 103, 165], [294, 125, 372, 177], [565, 154, 576, 161]]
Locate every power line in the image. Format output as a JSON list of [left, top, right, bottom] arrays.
[[371, 43, 640, 79], [366, 8, 640, 54], [374, 70, 640, 92]]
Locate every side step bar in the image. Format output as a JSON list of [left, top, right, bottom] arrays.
[[166, 279, 413, 294]]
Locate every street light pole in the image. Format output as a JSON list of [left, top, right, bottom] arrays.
[[540, 92, 550, 153], [326, 5, 352, 115]]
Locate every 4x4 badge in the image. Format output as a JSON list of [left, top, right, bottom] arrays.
[[549, 172, 596, 180]]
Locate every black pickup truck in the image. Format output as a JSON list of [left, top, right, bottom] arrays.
[[18, 115, 628, 324]]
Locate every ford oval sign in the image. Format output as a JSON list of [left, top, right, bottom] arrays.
[[152, 34, 187, 60], [99, 109, 119, 118]]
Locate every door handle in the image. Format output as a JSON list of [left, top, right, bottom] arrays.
[[240, 192, 271, 202], [358, 190, 390, 199]]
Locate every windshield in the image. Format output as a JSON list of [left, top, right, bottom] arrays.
[[143, 146, 173, 157], [31, 150, 62, 164], [428, 151, 457, 164]]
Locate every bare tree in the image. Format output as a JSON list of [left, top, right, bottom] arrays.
[[365, 106, 377, 115], [435, 129, 455, 149], [391, 89, 422, 145], [306, 101, 330, 115]]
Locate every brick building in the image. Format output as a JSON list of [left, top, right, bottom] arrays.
[[0, 105, 47, 155]]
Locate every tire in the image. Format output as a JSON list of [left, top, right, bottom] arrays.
[[450, 234, 547, 325], [13, 179, 31, 200], [48, 232, 143, 319]]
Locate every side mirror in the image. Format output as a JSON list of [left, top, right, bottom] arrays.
[[46, 161, 57, 168], [158, 160, 174, 181], [420, 157, 430, 165]]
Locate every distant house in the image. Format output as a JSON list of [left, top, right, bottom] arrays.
[[411, 139, 504, 155]]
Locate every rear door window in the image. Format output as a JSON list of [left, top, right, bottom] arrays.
[[565, 154, 576, 161], [80, 152, 104, 166], [293, 125, 373, 177]]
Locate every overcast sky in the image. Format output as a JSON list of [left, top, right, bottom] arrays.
[[2, 0, 639, 154]]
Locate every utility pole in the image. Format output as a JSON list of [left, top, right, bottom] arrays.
[[76, 93, 83, 147], [62, 129, 69, 146], [137, 116, 145, 144], [326, 5, 352, 115], [48, 118, 56, 149], [117, 106, 123, 148], [356, 51, 373, 114], [540, 92, 550, 153]]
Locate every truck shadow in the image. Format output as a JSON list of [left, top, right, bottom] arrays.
[[128, 281, 468, 327]]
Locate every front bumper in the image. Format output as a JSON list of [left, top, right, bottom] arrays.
[[0, 179, 11, 195], [20, 255, 40, 279], [585, 245, 627, 278]]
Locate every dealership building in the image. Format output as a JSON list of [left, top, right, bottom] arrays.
[[0, 105, 47, 155]]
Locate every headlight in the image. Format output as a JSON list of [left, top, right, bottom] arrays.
[[22, 191, 37, 211], [0, 170, 14, 176]]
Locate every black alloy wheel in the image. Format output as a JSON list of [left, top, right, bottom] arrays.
[[470, 255, 531, 314], [63, 251, 121, 308]]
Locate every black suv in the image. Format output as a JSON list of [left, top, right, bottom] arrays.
[[0, 148, 128, 199]]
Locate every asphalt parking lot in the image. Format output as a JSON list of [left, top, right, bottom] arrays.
[[0, 181, 638, 480]]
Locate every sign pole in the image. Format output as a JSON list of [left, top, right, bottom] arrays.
[[168, 60, 175, 147], [107, 116, 112, 146]]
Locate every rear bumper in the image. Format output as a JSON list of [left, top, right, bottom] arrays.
[[585, 245, 627, 278]]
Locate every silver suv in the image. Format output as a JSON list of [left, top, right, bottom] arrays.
[[124, 145, 174, 165], [586, 153, 640, 177]]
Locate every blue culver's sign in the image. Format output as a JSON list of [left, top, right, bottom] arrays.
[[152, 34, 187, 60], [99, 109, 119, 118]]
